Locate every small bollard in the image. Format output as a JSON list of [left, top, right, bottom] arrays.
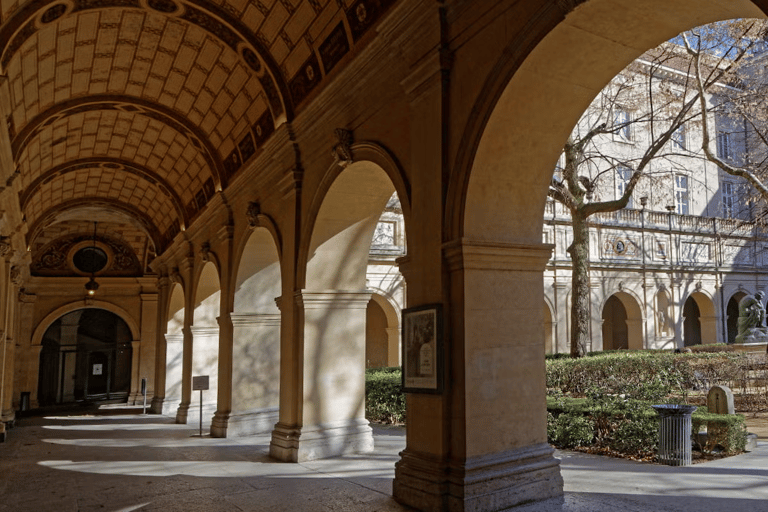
[[653, 404, 697, 466]]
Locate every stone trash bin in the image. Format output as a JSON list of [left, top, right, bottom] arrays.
[[653, 404, 697, 466]]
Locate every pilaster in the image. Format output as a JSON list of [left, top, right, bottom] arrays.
[[269, 290, 373, 462], [394, 239, 563, 511]]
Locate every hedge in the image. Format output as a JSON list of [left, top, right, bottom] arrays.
[[365, 367, 405, 424]]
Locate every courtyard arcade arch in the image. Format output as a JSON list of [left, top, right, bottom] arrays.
[[407, 0, 768, 510]]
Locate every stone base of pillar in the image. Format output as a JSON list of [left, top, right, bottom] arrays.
[[210, 410, 230, 438], [175, 403, 190, 424], [270, 418, 374, 462], [149, 396, 164, 414], [393, 443, 563, 511], [127, 392, 142, 405], [226, 407, 279, 437], [1, 410, 15, 426]]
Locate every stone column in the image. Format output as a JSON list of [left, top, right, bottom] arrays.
[[393, 240, 563, 511], [128, 340, 141, 404], [15, 292, 37, 408], [134, 291, 158, 404], [176, 259, 195, 424], [1, 263, 17, 423], [227, 313, 281, 436], [150, 276, 171, 413], [270, 290, 373, 462], [210, 311, 233, 437]]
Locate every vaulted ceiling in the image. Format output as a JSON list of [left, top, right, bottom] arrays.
[[0, 0, 396, 275]]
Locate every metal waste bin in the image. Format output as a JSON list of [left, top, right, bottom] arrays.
[[653, 404, 697, 466]]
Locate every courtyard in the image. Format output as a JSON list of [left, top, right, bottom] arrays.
[[1, 405, 768, 511]]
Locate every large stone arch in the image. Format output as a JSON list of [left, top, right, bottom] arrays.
[[190, 260, 221, 426], [684, 290, 718, 346], [163, 282, 186, 416], [228, 226, 282, 436], [31, 301, 141, 408], [32, 300, 140, 347], [601, 291, 644, 351], [272, 157, 409, 462], [403, 1, 768, 510]]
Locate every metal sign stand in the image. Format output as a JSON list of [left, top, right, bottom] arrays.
[[192, 375, 209, 437], [141, 377, 147, 414]]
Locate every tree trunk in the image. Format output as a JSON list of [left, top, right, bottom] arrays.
[[568, 211, 591, 357]]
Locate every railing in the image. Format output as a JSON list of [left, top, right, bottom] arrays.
[[546, 200, 760, 238]]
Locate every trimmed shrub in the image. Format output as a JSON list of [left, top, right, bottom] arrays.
[[548, 412, 594, 448], [692, 410, 748, 454], [365, 367, 406, 424]]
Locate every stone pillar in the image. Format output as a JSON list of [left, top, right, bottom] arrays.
[[176, 259, 195, 424], [227, 313, 281, 436], [150, 276, 171, 413], [2, 264, 17, 423], [270, 290, 373, 462], [135, 291, 158, 404], [386, 327, 400, 366], [161, 333, 183, 415], [128, 340, 141, 404], [700, 315, 718, 344], [15, 292, 38, 408], [210, 311, 233, 437], [393, 240, 563, 511]]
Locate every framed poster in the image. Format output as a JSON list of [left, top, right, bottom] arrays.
[[402, 303, 443, 393]]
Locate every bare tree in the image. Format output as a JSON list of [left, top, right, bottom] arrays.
[[686, 21, 768, 209], [550, 41, 735, 358]]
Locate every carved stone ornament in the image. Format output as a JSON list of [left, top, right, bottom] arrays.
[[618, 281, 624, 291], [695, 281, 703, 291], [0, 236, 11, 258], [331, 128, 353, 167], [246, 201, 261, 228], [200, 242, 211, 262], [170, 267, 182, 284], [10, 265, 22, 286]]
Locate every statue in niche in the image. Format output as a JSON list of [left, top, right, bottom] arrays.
[[735, 291, 768, 344]]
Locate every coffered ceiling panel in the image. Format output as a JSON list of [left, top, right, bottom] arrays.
[[0, 0, 399, 274]]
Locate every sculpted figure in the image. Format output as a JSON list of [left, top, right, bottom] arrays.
[[736, 291, 768, 343]]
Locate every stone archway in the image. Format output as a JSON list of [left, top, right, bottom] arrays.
[[271, 158, 409, 463], [190, 261, 221, 427], [683, 291, 717, 346], [601, 292, 643, 351], [420, 1, 768, 510], [37, 309, 133, 406], [366, 293, 401, 368], [163, 283, 185, 416], [229, 226, 282, 436]]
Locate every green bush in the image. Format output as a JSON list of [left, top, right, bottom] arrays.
[[546, 350, 747, 397], [365, 367, 405, 424], [547, 412, 594, 448], [692, 410, 748, 454]]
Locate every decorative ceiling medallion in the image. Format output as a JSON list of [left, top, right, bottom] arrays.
[[30, 234, 142, 277]]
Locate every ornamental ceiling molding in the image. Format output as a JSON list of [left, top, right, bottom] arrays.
[[19, 157, 189, 228], [27, 197, 163, 252], [11, 96, 225, 185], [30, 232, 143, 277], [0, 0, 291, 120]]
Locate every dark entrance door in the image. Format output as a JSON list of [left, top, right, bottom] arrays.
[[37, 308, 133, 406]]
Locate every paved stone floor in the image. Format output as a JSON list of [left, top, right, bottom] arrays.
[[3, 405, 768, 511], [0, 405, 409, 511]]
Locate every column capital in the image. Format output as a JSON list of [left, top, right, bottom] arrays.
[[443, 239, 554, 272], [294, 290, 372, 309]]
